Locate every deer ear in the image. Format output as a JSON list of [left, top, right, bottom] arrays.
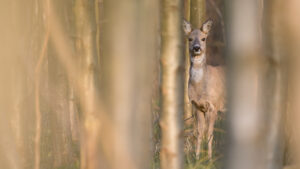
[[183, 19, 192, 35], [201, 19, 213, 34]]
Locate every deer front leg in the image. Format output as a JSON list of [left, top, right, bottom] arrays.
[[195, 110, 206, 160], [207, 110, 217, 160]]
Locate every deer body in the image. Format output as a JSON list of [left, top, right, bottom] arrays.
[[184, 20, 225, 159], [189, 62, 225, 112]]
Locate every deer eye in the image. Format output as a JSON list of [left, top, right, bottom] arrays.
[[188, 38, 193, 42], [201, 38, 206, 41]]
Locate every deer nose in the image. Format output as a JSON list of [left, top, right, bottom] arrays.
[[193, 46, 200, 51]]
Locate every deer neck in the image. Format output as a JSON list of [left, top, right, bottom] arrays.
[[190, 54, 207, 84]]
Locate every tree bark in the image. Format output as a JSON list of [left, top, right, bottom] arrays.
[[183, 0, 193, 127], [160, 0, 184, 168], [183, 0, 194, 157], [190, 0, 206, 28], [74, 1, 100, 169], [225, 0, 267, 169], [102, 0, 159, 168], [283, 0, 300, 168], [263, 0, 287, 168], [0, 1, 46, 168]]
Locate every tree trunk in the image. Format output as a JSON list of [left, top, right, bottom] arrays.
[[263, 0, 287, 168], [74, 0, 100, 169], [190, 0, 206, 28], [225, 0, 267, 169], [102, 0, 159, 168], [40, 1, 79, 168], [46, 41, 75, 169], [0, 1, 46, 168], [283, 0, 300, 168], [160, 0, 184, 168], [183, 0, 193, 127], [183, 0, 194, 157]]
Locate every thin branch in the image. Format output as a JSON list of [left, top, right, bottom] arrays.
[[95, 0, 101, 67]]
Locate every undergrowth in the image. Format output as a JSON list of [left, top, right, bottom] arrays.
[[152, 107, 226, 169]]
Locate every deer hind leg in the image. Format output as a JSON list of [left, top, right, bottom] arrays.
[[207, 109, 217, 160], [195, 110, 206, 160]]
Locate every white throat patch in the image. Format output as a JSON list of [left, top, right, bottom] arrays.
[[191, 67, 204, 83], [190, 54, 206, 82]]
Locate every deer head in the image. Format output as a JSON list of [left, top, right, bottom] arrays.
[[183, 19, 213, 62]]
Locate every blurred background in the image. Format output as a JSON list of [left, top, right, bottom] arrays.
[[0, 0, 300, 169]]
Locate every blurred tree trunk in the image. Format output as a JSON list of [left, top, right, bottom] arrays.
[[102, 0, 159, 168], [263, 0, 287, 168], [74, 0, 100, 169], [39, 1, 78, 169], [151, 2, 161, 163], [46, 42, 75, 168], [190, 0, 206, 28], [183, 0, 194, 157], [225, 0, 267, 169], [0, 3, 24, 165], [27, 1, 49, 168], [160, 0, 184, 168], [283, 0, 300, 168], [183, 0, 193, 127], [0, 1, 47, 169]]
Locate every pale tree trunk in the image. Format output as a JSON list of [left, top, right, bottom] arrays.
[[39, 1, 78, 168], [225, 0, 267, 169], [0, 6, 23, 166], [263, 0, 287, 168], [160, 0, 184, 168], [102, 0, 159, 169], [46, 0, 106, 168], [27, 1, 50, 168], [0, 1, 46, 169], [46, 42, 75, 168], [283, 0, 300, 168], [74, 0, 100, 169]]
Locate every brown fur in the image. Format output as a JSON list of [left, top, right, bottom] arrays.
[[189, 65, 225, 112], [184, 19, 225, 159]]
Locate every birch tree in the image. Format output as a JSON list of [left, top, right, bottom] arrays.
[[73, 1, 100, 168], [160, 0, 184, 168]]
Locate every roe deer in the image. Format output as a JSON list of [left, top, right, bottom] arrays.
[[183, 19, 225, 160]]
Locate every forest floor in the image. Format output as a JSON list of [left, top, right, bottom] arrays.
[[152, 99, 226, 169]]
